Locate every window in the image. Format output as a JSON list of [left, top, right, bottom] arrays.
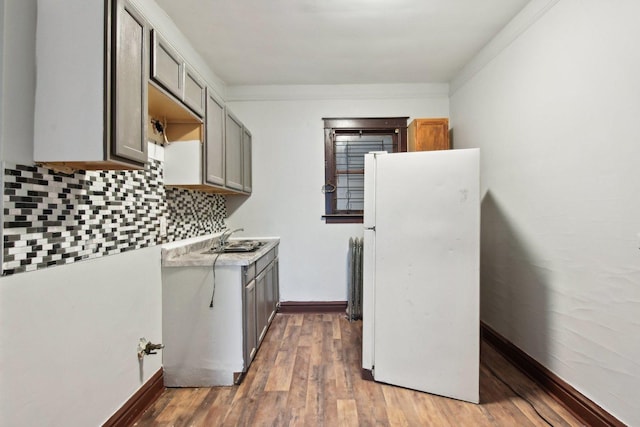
[[323, 117, 408, 223]]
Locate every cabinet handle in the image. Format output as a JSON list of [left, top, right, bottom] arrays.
[[321, 183, 336, 193]]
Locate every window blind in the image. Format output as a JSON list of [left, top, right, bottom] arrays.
[[334, 134, 394, 211]]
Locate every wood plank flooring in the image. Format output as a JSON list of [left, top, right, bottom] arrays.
[[134, 313, 584, 426]]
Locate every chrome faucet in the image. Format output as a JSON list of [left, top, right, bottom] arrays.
[[218, 228, 244, 250]]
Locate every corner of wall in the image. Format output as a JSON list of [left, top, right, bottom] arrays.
[[449, 0, 561, 96], [225, 83, 450, 102]]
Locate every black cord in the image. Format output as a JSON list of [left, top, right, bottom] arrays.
[[209, 252, 222, 308], [485, 364, 555, 427]]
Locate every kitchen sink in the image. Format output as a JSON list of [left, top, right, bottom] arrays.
[[201, 240, 267, 254]]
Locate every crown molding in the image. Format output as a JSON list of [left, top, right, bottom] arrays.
[[449, 0, 561, 95], [225, 83, 450, 102]]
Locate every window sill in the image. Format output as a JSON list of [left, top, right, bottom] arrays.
[[322, 214, 363, 224]]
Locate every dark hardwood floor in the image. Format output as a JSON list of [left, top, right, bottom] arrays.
[[134, 313, 584, 426]]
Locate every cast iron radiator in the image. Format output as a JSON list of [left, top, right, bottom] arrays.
[[347, 237, 364, 321]]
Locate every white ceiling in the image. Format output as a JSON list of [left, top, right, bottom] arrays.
[[154, 0, 531, 86]]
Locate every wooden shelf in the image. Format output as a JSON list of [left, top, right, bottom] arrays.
[[148, 83, 203, 142]]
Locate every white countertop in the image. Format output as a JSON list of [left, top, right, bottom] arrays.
[[161, 234, 280, 267]]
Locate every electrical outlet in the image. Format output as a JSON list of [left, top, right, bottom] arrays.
[[160, 217, 168, 237]]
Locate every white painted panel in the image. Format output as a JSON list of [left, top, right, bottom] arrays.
[[164, 140, 203, 185], [162, 265, 244, 386], [0, 247, 162, 427], [34, 0, 104, 162], [372, 149, 479, 403]]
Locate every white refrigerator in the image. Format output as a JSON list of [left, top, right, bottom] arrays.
[[362, 148, 480, 403]]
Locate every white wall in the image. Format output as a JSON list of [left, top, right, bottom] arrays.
[[450, 0, 640, 425], [226, 84, 449, 302], [0, 247, 163, 426]]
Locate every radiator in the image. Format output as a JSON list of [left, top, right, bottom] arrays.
[[347, 237, 364, 321]]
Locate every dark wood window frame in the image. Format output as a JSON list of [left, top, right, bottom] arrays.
[[322, 117, 408, 224]]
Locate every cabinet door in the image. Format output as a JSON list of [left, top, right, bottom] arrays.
[[112, 0, 148, 164], [263, 262, 274, 327], [242, 127, 252, 193], [184, 65, 206, 117], [225, 110, 244, 191], [151, 30, 183, 99], [265, 261, 276, 323], [408, 118, 450, 151], [244, 280, 257, 367], [270, 258, 279, 321], [256, 270, 268, 344], [205, 91, 225, 186]]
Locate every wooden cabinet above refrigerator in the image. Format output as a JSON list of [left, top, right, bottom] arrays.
[[408, 118, 450, 152]]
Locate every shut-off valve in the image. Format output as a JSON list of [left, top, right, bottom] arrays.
[[137, 337, 164, 360]]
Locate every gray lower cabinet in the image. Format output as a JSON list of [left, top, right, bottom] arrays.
[[243, 279, 257, 365], [256, 268, 269, 344], [34, 0, 148, 170], [269, 258, 279, 322], [256, 260, 277, 345], [242, 246, 279, 371]]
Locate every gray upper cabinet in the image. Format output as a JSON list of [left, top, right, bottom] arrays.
[[225, 109, 244, 191], [242, 127, 252, 193], [34, 0, 148, 170], [151, 30, 183, 99], [113, 0, 148, 164], [184, 65, 206, 117], [151, 31, 206, 118], [205, 90, 225, 186]]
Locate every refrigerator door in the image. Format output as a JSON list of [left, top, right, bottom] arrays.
[[372, 148, 480, 403], [362, 152, 381, 371]]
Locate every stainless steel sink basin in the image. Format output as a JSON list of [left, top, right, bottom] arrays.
[[223, 240, 266, 253], [201, 240, 266, 254]]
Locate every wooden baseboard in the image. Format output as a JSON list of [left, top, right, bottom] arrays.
[[361, 368, 374, 382], [480, 322, 625, 427], [278, 301, 347, 313], [103, 368, 164, 427]]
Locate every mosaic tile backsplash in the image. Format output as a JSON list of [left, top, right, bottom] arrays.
[[2, 159, 226, 275]]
